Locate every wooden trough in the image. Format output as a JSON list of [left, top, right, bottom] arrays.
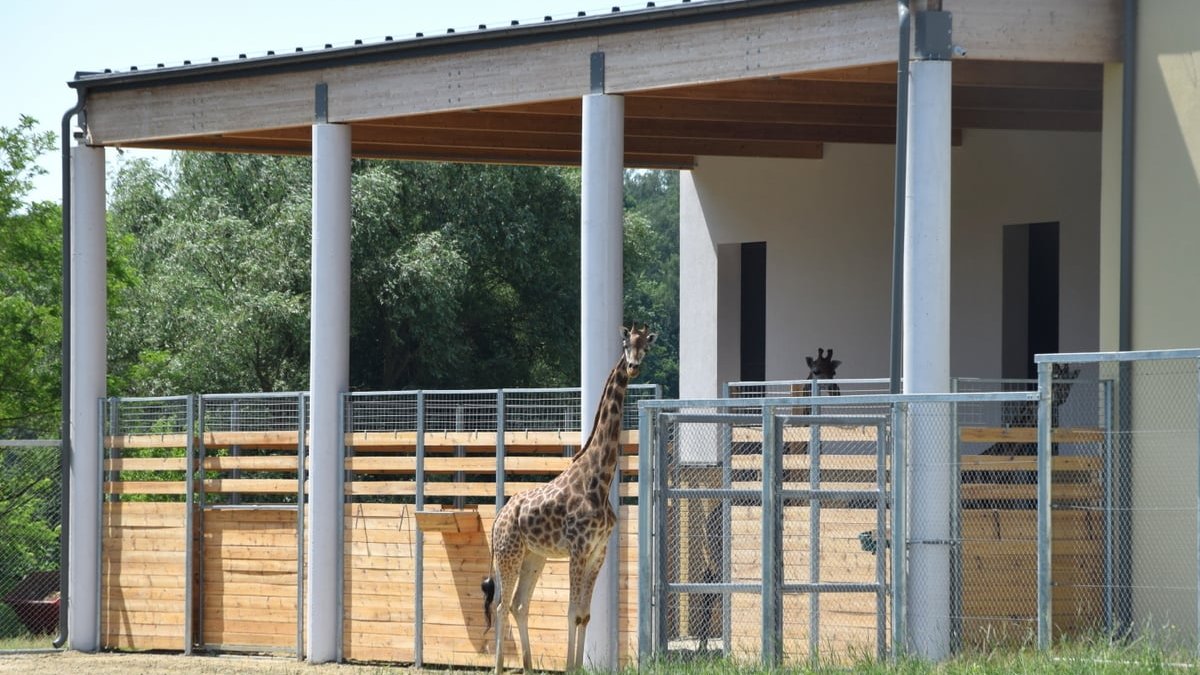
[[98, 419, 1107, 665]]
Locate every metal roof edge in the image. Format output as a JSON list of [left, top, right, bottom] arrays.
[[68, 0, 849, 91]]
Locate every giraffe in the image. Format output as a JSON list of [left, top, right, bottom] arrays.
[[792, 347, 842, 416], [481, 324, 656, 673]]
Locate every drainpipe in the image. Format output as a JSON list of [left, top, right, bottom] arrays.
[[1119, 0, 1136, 353], [1115, 0, 1137, 638], [54, 89, 86, 650], [888, 0, 911, 396]]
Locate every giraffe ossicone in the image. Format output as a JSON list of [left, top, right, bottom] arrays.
[[482, 324, 656, 673]]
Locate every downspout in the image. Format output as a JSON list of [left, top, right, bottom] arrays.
[[55, 88, 86, 649], [1115, 0, 1137, 638], [888, 0, 911, 395], [1119, 0, 1136, 352]]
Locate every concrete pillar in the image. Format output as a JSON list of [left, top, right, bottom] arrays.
[[580, 91, 624, 670], [307, 123, 351, 663], [902, 56, 953, 660], [68, 143, 105, 652]]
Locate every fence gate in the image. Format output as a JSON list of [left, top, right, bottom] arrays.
[[639, 403, 890, 665]]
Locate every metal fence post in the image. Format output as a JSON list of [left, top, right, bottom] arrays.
[[1036, 360, 1053, 650], [1103, 378, 1114, 634], [415, 391, 425, 667], [1195, 357, 1200, 659], [637, 403, 653, 662], [761, 405, 781, 667], [497, 390, 507, 511], [654, 412, 669, 653], [891, 402, 907, 658], [184, 395, 195, 655], [298, 393, 309, 660]]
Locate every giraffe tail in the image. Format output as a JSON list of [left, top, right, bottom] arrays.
[[481, 575, 496, 633]]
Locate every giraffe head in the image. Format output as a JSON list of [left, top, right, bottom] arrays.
[[621, 324, 657, 378], [1051, 362, 1080, 408], [805, 348, 841, 380]]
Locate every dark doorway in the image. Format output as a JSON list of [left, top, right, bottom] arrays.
[[1001, 223, 1060, 379], [740, 242, 766, 381]]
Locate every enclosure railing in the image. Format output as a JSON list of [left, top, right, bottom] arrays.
[[636, 382, 1120, 666], [1033, 349, 1200, 654], [96, 384, 659, 667]]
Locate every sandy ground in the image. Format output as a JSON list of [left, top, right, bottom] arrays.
[[0, 650, 475, 674]]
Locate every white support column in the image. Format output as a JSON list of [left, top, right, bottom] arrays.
[[580, 91, 624, 670], [902, 56, 953, 661], [307, 123, 351, 663], [68, 143, 105, 652]]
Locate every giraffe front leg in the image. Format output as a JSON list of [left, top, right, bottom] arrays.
[[566, 557, 586, 672], [571, 543, 609, 672]]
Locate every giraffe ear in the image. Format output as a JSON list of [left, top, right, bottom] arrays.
[[806, 356, 815, 369], [646, 332, 658, 346], [830, 360, 842, 370], [621, 325, 631, 343]]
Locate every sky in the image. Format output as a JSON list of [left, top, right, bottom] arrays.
[[3, 0, 676, 204]]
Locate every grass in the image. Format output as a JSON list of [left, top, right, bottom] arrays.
[[620, 635, 1200, 674], [0, 632, 57, 651]]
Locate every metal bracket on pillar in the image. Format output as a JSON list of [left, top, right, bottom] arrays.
[[315, 83, 329, 123], [914, 11, 957, 60], [590, 52, 605, 94]]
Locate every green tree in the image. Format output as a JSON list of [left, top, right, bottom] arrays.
[[109, 156, 585, 394], [623, 170, 679, 396], [109, 153, 312, 395], [0, 117, 61, 437]]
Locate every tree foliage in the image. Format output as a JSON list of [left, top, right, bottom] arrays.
[[624, 170, 680, 396], [109, 156, 590, 394], [106, 154, 679, 396]]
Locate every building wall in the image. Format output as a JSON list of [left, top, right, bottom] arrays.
[[679, 130, 1101, 398], [1095, 0, 1200, 639]]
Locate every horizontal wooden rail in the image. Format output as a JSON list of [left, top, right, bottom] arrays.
[[104, 429, 639, 450], [959, 426, 1105, 444]]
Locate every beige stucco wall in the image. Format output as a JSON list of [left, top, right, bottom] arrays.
[[679, 129, 1101, 398], [1095, 0, 1200, 639]]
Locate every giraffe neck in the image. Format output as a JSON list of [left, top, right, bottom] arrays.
[[572, 356, 631, 488]]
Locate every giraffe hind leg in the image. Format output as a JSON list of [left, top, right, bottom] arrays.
[[512, 554, 546, 674]]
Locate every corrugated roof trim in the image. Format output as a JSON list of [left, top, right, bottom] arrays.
[[76, 0, 699, 81]]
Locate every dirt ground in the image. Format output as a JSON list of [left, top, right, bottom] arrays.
[[0, 650, 480, 674]]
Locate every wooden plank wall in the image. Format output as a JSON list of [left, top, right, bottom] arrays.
[[99, 422, 1106, 664], [101, 501, 188, 650], [200, 508, 299, 651], [341, 501, 640, 670], [342, 502, 416, 663]]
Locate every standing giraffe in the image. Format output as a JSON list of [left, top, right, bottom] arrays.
[[792, 347, 842, 416], [482, 324, 656, 673]]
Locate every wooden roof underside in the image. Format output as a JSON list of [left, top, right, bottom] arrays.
[[131, 61, 1102, 169], [76, 0, 1118, 169]]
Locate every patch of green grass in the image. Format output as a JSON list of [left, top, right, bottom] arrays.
[[612, 635, 1200, 674], [0, 631, 57, 651]]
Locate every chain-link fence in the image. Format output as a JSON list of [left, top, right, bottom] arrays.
[[952, 372, 1109, 650], [0, 439, 62, 650], [1033, 350, 1200, 652], [638, 395, 901, 666], [639, 389, 1053, 666]]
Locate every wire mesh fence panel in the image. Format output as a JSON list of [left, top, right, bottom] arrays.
[[1036, 352, 1200, 651], [654, 406, 762, 662], [199, 393, 305, 507], [0, 440, 62, 649], [101, 396, 194, 652], [775, 406, 890, 665], [504, 389, 581, 433]]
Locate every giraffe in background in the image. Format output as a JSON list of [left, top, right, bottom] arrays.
[[482, 324, 656, 673]]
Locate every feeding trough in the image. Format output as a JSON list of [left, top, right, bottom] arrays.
[[4, 570, 60, 635]]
